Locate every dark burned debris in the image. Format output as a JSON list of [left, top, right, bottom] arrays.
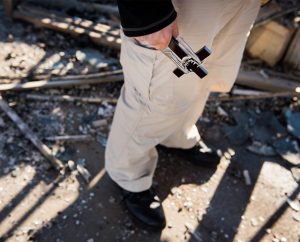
[[0, 0, 300, 241]]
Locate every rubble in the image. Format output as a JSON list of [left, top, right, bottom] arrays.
[[0, 116, 5, 127], [25, 94, 118, 104], [273, 138, 300, 165], [247, 141, 277, 156], [223, 111, 250, 145], [0, 70, 123, 91], [12, 4, 121, 49], [0, 0, 299, 241], [92, 119, 108, 128], [243, 170, 252, 186], [236, 69, 300, 92], [76, 163, 92, 183], [96, 134, 107, 147], [208, 90, 300, 102], [285, 109, 300, 139], [67, 160, 76, 171], [284, 27, 300, 70], [76, 48, 114, 69], [46, 134, 93, 142], [0, 94, 64, 171], [250, 218, 259, 227], [24, 0, 119, 16], [171, 187, 183, 198], [216, 106, 228, 117]]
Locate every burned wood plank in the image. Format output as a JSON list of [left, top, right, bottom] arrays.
[[208, 90, 300, 102], [265, 69, 300, 82], [26, 0, 119, 15], [76, 164, 91, 183], [0, 70, 121, 82], [231, 88, 269, 96], [25, 94, 118, 104], [0, 71, 123, 91], [0, 95, 64, 171], [236, 69, 300, 92], [12, 4, 121, 49], [23, 5, 119, 37], [45, 135, 93, 142]]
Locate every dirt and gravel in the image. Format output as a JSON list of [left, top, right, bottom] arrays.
[[0, 1, 299, 242]]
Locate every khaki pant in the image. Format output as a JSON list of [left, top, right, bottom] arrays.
[[105, 0, 260, 192]]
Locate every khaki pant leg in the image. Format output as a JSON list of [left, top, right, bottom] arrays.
[[160, 86, 211, 149], [161, 0, 260, 148], [105, 33, 161, 192], [105, 0, 260, 192], [105, 31, 213, 192], [208, 0, 261, 92]]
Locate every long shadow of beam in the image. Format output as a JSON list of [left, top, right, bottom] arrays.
[[0, 174, 66, 241], [249, 184, 300, 242], [0, 173, 40, 225], [190, 151, 264, 241]]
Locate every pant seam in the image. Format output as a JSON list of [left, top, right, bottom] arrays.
[[113, 104, 148, 168]]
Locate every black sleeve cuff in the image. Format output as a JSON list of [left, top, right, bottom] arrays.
[[123, 9, 177, 37], [117, 0, 177, 37]]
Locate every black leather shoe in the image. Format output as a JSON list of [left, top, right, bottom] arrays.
[[159, 141, 220, 168], [121, 187, 166, 229]]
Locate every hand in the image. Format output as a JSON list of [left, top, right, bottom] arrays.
[[134, 19, 178, 50]]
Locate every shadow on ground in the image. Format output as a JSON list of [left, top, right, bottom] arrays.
[[1, 121, 297, 242]]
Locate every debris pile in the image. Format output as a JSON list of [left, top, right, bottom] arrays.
[[0, 0, 299, 241]]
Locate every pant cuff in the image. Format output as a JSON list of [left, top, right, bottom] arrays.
[[106, 170, 153, 192]]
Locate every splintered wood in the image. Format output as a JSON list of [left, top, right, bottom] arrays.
[[0, 95, 64, 171]]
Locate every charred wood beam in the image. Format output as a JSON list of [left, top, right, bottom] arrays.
[[0, 70, 121, 82], [0, 95, 65, 171], [25, 94, 118, 104], [208, 91, 300, 102], [25, 0, 119, 15], [236, 69, 300, 92], [12, 4, 121, 49], [45, 135, 93, 142], [0, 72, 123, 91]]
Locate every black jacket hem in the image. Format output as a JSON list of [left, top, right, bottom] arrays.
[[122, 10, 177, 37]]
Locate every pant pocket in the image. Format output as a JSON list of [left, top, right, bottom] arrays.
[[120, 32, 159, 104]]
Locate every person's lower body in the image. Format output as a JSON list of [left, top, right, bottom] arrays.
[[105, 0, 260, 228]]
